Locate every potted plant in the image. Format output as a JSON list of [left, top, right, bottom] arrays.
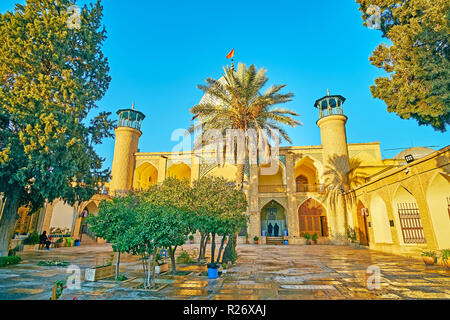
[[84, 255, 116, 282], [311, 233, 318, 245], [253, 236, 259, 244], [421, 250, 437, 266], [155, 256, 169, 274], [207, 262, 219, 279], [245, 233, 250, 244], [54, 238, 64, 248], [302, 233, 312, 245], [440, 249, 450, 268], [221, 262, 227, 274], [189, 235, 194, 244]]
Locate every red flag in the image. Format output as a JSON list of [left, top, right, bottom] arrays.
[[226, 49, 235, 59]]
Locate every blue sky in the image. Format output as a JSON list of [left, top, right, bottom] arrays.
[[1, 0, 448, 169]]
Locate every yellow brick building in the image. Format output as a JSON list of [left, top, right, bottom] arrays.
[[8, 92, 449, 260]]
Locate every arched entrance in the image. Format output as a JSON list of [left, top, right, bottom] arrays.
[[133, 162, 158, 190], [261, 201, 287, 237], [356, 201, 369, 246], [298, 198, 328, 237], [79, 201, 98, 242], [426, 173, 450, 248], [167, 163, 191, 181]]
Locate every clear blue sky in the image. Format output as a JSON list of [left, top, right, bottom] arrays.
[[1, 0, 448, 169]]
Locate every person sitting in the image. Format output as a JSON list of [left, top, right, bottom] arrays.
[[40, 231, 51, 250]]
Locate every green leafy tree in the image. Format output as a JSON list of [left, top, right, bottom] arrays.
[[141, 178, 195, 274], [0, 0, 113, 256], [191, 176, 247, 265], [357, 0, 449, 131], [88, 194, 139, 279], [126, 203, 190, 289]]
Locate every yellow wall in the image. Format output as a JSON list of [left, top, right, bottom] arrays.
[[426, 173, 450, 249]]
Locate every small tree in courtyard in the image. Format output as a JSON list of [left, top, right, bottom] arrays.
[[141, 178, 195, 274], [87, 194, 139, 279]]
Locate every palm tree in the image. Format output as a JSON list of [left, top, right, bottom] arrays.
[[190, 63, 301, 191], [323, 154, 367, 236]]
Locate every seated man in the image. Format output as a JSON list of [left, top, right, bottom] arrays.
[[40, 231, 52, 250]]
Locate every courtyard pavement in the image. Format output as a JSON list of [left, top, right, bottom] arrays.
[[0, 243, 449, 300]]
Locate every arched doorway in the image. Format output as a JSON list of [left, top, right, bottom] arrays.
[[356, 201, 369, 246], [133, 162, 158, 190], [167, 163, 191, 181], [426, 173, 450, 248], [298, 198, 328, 237], [79, 201, 98, 242], [261, 201, 287, 237], [369, 194, 392, 244]]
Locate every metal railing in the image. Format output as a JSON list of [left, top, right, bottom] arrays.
[[258, 185, 287, 193], [296, 184, 326, 193]]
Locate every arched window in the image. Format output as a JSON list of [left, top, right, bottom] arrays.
[[296, 175, 308, 192]]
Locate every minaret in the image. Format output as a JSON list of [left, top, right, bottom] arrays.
[[109, 104, 145, 195], [315, 91, 349, 166], [315, 91, 349, 235]]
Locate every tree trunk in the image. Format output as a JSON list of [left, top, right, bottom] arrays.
[[198, 233, 206, 261], [210, 233, 216, 264], [235, 163, 245, 191], [115, 251, 121, 280], [222, 234, 235, 264], [0, 193, 20, 257], [217, 235, 226, 263], [199, 233, 209, 261], [169, 245, 177, 274]]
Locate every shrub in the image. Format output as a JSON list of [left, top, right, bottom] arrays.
[[23, 232, 40, 245], [441, 249, 450, 262], [346, 227, 357, 242], [56, 238, 64, 243], [117, 274, 128, 281], [176, 250, 194, 264], [301, 232, 311, 240], [421, 251, 437, 258], [253, 236, 259, 242], [311, 233, 318, 243], [189, 235, 194, 241], [0, 255, 21, 267]]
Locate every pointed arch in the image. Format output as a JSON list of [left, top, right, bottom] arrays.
[[295, 155, 325, 183], [298, 198, 328, 237], [167, 162, 191, 181], [258, 160, 286, 192], [133, 162, 158, 190], [426, 172, 450, 248], [392, 185, 426, 244], [261, 200, 287, 237]]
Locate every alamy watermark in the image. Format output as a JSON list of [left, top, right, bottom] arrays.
[[366, 5, 381, 30], [67, 5, 81, 30]]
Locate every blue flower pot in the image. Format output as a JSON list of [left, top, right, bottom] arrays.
[[207, 267, 218, 279], [284, 240, 288, 245]]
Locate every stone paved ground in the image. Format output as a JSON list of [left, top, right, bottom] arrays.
[[0, 243, 449, 300]]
